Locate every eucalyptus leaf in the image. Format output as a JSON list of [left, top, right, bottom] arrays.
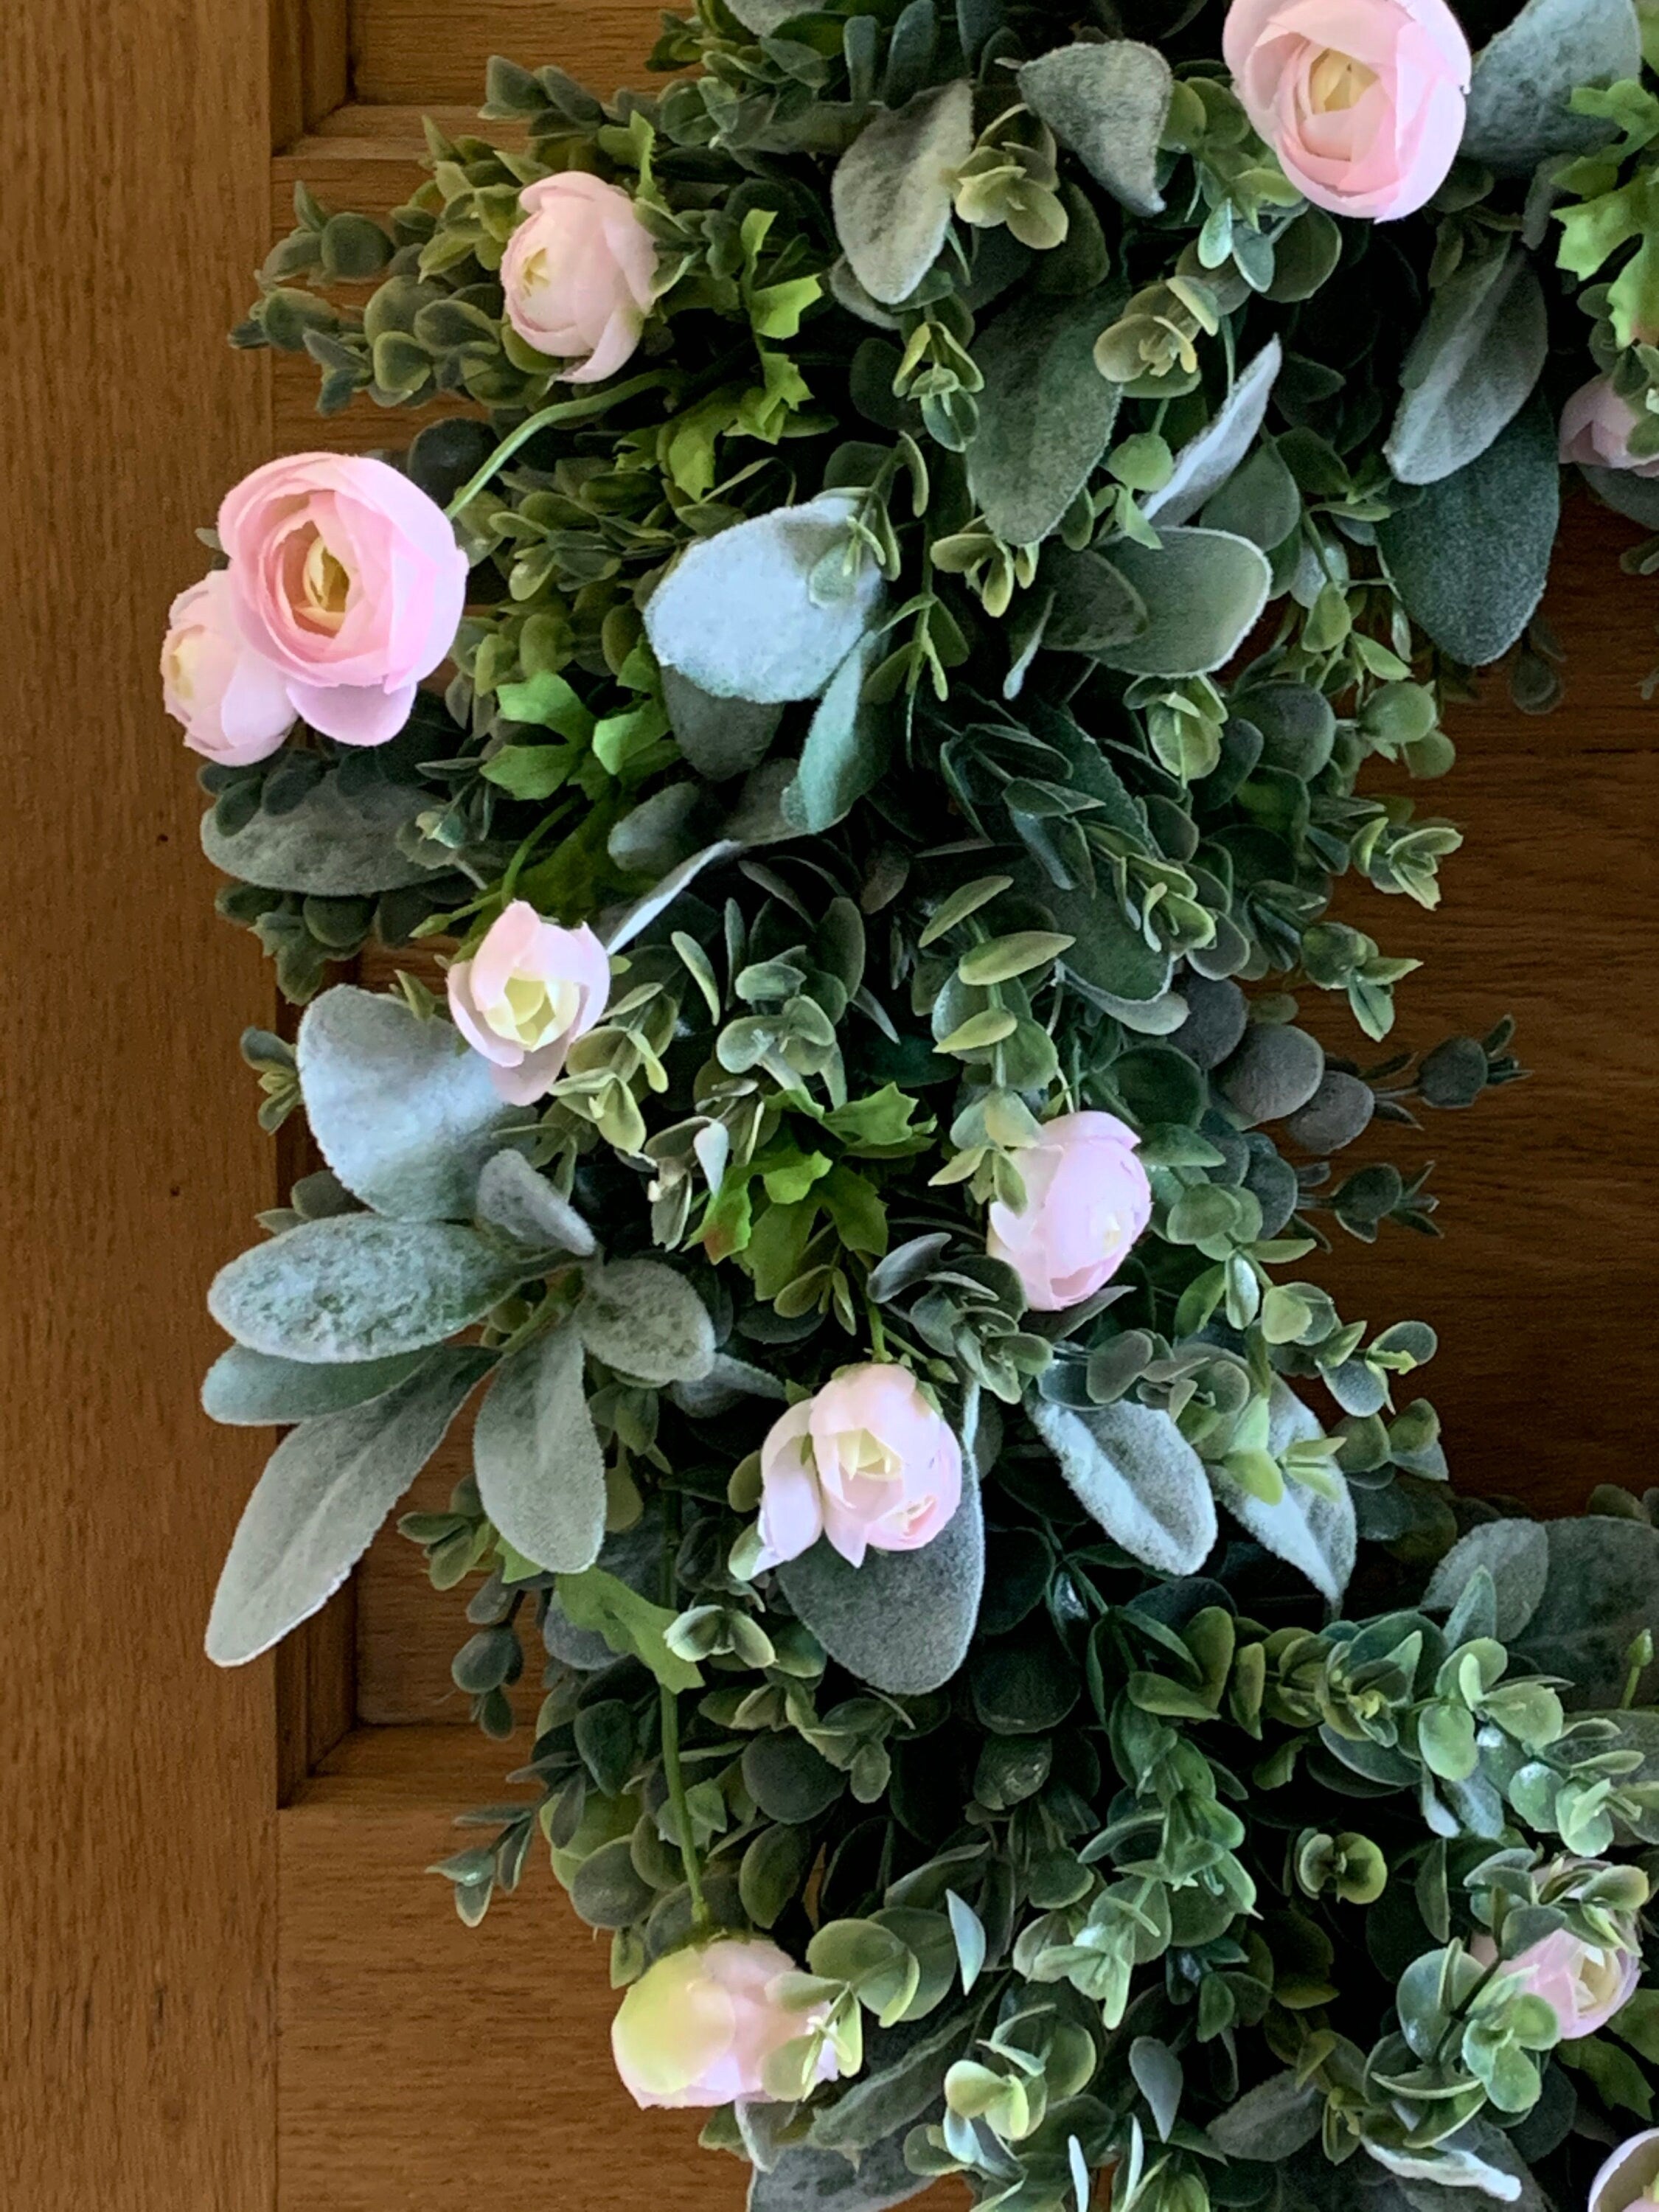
[[644, 494, 885, 703], [473, 1324, 605, 1573], [209, 1215, 526, 1362], [1423, 1519, 1549, 1641], [1377, 393, 1558, 667], [1385, 246, 1548, 487], [832, 81, 975, 306], [475, 1148, 596, 1257], [1144, 341, 1283, 527], [576, 1258, 717, 1384], [1461, 0, 1641, 172], [663, 666, 783, 780], [968, 291, 1122, 547], [1512, 1517, 1659, 1707], [297, 987, 526, 1222], [1018, 41, 1173, 217], [201, 1343, 433, 1425], [1093, 528, 1273, 678], [201, 776, 435, 894], [204, 1347, 492, 1665], [1029, 1397, 1217, 1576], [777, 1478, 984, 1694]]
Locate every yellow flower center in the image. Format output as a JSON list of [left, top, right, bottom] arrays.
[[1307, 48, 1377, 112], [295, 527, 354, 631]]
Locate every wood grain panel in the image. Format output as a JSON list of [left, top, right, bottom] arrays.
[[352, 0, 672, 103], [4, 0, 279, 2202], [280, 1726, 963, 2211]]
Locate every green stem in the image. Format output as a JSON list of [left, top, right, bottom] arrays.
[[659, 1679, 709, 1930], [443, 372, 672, 518]]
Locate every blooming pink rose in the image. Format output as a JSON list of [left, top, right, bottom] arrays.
[[500, 173, 657, 386], [445, 900, 611, 1105], [987, 1110, 1152, 1313], [216, 452, 468, 747], [611, 1938, 838, 2110], [1591, 2130, 1659, 2212], [1223, 0, 1470, 221], [755, 1363, 963, 1571], [160, 571, 293, 765], [1474, 1925, 1641, 2039], [1560, 376, 1659, 478]]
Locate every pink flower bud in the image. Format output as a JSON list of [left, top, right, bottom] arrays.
[[446, 900, 611, 1105], [160, 571, 293, 765], [500, 173, 658, 386], [987, 1111, 1152, 1313], [755, 1363, 963, 1571], [610, 1938, 838, 2110], [1559, 375, 1659, 478]]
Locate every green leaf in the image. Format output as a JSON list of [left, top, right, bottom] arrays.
[[808, 2011, 979, 2155], [296, 986, 526, 1221], [479, 744, 582, 800], [957, 931, 1074, 985], [1143, 341, 1283, 527], [1040, 546, 1150, 654], [554, 1565, 703, 1692], [783, 636, 888, 833], [1207, 2070, 1322, 2157], [1385, 246, 1548, 487], [1093, 527, 1273, 678], [201, 776, 436, 894], [495, 669, 596, 741], [1029, 1397, 1217, 1576], [749, 2130, 933, 2212], [662, 666, 782, 780], [1377, 394, 1558, 667], [1461, 0, 1641, 171], [644, 493, 886, 704], [201, 1343, 433, 1425], [575, 1258, 717, 1384], [209, 1215, 526, 1362], [777, 1479, 984, 1695], [1018, 41, 1173, 218], [832, 80, 975, 307], [205, 1347, 492, 1665], [967, 289, 1123, 547], [473, 1324, 605, 1573], [1211, 1383, 1354, 1604]]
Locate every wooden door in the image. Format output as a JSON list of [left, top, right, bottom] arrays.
[[9, 0, 1659, 2204]]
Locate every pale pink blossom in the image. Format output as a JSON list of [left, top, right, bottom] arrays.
[[500, 173, 657, 385], [987, 1111, 1152, 1313], [160, 571, 293, 765], [216, 452, 467, 747], [1223, 0, 1470, 221], [610, 1938, 838, 2110], [1474, 1924, 1641, 2039], [1592, 2132, 1659, 2212], [1560, 376, 1659, 478], [445, 900, 610, 1105], [755, 1363, 963, 1571]]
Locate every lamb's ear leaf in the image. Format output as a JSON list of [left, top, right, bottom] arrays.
[[832, 80, 975, 306], [662, 666, 782, 780], [777, 1478, 984, 1695], [1423, 1518, 1549, 1640], [1143, 339, 1283, 526], [1582, 461, 1659, 529], [1211, 1386, 1355, 1606], [644, 494, 885, 704], [1385, 246, 1548, 487], [201, 775, 436, 894], [782, 636, 888, 834], [1092, 527, 1272, 678], [601, 838, 741, 952], [1376, 393, 1558, 667], [749, 2125, 935, 2212], [205, 1347, 493, 1666], [1017, 41, 1172, 217], [1461, 0, 1641, 173], [575, 1258, 717, 1385], [296, 986, 526, 1221], [473, 1325, 605, 1573], [967, 288, 1123, 548], [1029, 1397, 1216, 1576], [201, 1343, 432, 1425], [475, 1149, 596, 1258], [1512, 1517, 1659, 1708], [209, 1215, 526, 1363], [1208, 2072, 1324, 2160]]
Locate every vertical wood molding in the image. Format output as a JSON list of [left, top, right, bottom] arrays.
[[271, 0, 352, 150]]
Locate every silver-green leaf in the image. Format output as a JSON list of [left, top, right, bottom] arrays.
[[475, 1149, 596, 1258], [201, 775, 436, 894], [832, 81, 975, 306], [473, 1324, 605, 1573], [1030, 1397, 1217, 1576], [1385, 246, 1548, 487], [201, 1343, 434, 1425], [777, 1478, 984, 1694], [1018, 41, 1172, 216], [1461, 0, 1641, 172], [575, 1258, 717, 1384], [1093, 527, 1273, 678], [968, 290, 1124, 547], [1144, 340, 1282, 526]]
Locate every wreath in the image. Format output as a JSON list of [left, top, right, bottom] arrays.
[[166, 0, 1659, 2206]]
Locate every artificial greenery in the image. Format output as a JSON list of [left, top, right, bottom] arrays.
[[186, 0, 1659, 2208]]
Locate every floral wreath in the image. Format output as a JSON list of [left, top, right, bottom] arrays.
[[168, 0, 1659, 2207]]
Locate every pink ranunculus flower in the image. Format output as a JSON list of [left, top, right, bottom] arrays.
[[986, 1110, 1152, 1313], [500, 173, 658, 385], [1560, 376, 1659, 478], [160, 571, 294, 765], [1592, 2131, 1659, 2212], [1223, 0, 1470, 222], [445, 899, 611, 1105], [1475, 1924, 1641, 2039], [216, 452, 468, 748], [611, 1938, 839, 2110], [755, 1363, 963, 1571]]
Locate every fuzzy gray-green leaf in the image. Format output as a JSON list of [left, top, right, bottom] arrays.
[[967, 290, 1122, 547], [1385, 247, 1548, 487], [201, 776, 436, 894], [777, 1478, 984, 1694], [1093, 527, 1273, 678], [475, 1149, 596, 1257], [1144, 340, 1282, 526], [1030, 1397, 1217, 1576], [1018, 41, 1172, 216], [832, 80, 975, 305], [201, 1343, 434, 1425], [1461, 0, 1641, 171], [473, 1324, 605, 1573], [575, 1258, 716, 1384]]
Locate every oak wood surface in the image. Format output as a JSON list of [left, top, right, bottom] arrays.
[[4, 0, 282, 2202], [351, 0, 672, 102]]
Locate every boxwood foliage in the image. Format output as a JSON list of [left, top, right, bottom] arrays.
[[191, 1, 1659, 2210]]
